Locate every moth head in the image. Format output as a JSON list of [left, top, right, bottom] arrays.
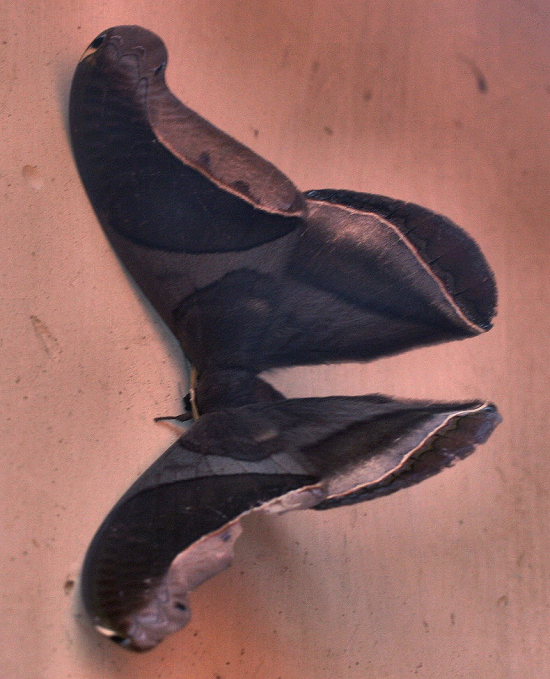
[[84, 520, 243, 651], [89, 577, 193, 652], [93, 593, 193, 652], [78, 25, 168, 81]]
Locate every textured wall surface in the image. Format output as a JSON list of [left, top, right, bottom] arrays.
[[1, 1, 548, 677]]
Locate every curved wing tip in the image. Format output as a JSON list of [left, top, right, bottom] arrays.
[[303, 188, 498, 333], [474, 401, 502, 441], [99, 24, 162, 36], [315, 401, 501, 509]]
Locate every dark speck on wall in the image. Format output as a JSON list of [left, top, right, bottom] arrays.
[[497, 594, 509, 607], [458, 54, 488, 93]]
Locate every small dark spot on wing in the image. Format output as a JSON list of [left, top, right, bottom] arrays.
[[232, 179, 252, 198], [198, 151, 211, 170]]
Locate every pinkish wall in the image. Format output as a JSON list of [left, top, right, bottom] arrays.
[[2, 1, 549, 677]]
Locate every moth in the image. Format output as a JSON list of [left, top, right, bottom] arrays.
[[69, 25, 500, 651]]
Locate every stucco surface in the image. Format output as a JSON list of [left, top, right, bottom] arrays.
[[1, 1, 548, 677]]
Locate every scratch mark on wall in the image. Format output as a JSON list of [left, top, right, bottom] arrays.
[[30, 315, 61, 360]]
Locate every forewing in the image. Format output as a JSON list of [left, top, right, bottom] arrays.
[[174, 190, 497, 375], [81, 395, 500, 650], [69, 26, 304, 265], [284, 189, 497, 361]]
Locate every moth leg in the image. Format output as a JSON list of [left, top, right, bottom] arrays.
[[153, 394, 194, 423]]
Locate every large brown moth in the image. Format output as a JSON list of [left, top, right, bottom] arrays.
[[69, 25, 500, 651]]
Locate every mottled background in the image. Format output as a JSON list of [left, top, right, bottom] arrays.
[[1, 1, 548, 677]]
